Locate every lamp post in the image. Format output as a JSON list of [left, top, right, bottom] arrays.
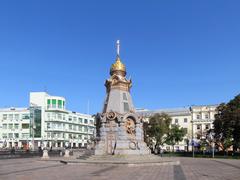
[[190, 107, 195, 158]]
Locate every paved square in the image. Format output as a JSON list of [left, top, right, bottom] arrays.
[[0, 157, 239, 180]]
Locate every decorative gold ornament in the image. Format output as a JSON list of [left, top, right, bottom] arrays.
[[125, 118, 136, 135], [110, 56, 126, 75], [107, 111, 117, 120]]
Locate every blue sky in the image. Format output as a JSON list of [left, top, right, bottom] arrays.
[[0, 0, 240, 114]]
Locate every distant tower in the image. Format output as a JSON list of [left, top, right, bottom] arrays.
[[95, 41, 149, 155]]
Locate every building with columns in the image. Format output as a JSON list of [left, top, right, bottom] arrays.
[[137, 104, 218, 151], [0, 92, 95, 149]]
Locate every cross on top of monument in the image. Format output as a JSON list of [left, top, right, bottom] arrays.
[[116, 40, 120, 56]]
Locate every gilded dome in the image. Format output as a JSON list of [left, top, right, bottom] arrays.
[[110, 56, 126, 75]]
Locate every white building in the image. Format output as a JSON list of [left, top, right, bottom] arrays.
[[137, 105, 218, 152], [0, 92, 95, 149]]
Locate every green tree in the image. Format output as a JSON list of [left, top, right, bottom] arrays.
[[165, 125, 186, 152], [144, 113, 171, 148], [213, 94, 240, 153], [227, 95, 240, 151], [213, 103, 233, 152]]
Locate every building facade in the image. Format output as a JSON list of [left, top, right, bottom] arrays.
[[0, 92, 95, 149], [137, 105, 218, 152]]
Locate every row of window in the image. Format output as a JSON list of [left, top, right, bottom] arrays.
[[196, 124, 211, 130], [196, 113, 211, 120], [46, 122, 94, 133], [2, 133, 29, 139], [2, 123, 29, 130], [1, 114, 30, 121], [47, 99, 65, 109], [174, 118, 188, 124], [46, 113, 94, 125], [46, 132, 90, 140]]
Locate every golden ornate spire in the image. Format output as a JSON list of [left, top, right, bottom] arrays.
[[110, 40, 126, 76]]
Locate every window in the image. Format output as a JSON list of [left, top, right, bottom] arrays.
[[47, 99, 51, 108], [47, 113, 51, 120], [8, 133, 13, 138], [52, 123, 56, 129], [196, 114, 201, 119], [8, 124, 13, 129], [184, 118, 188, 123], [197, 134, 201, 140], [14, 114, 19, 120], [57, 123, 62, 129], [123, 102, 130, 112], [73, 117, 77, 122], [123, 93, 128, 100], [58, 100, 62, 108], [175, 119, 178, 124], [84, 119, 88, 124], [57, 113, 62, 120], [14, 124, 19, 129], [73, 125, 76, 131], [14, 133, 19, 138], [52, 99, 56, 108], [205, 113, 209, 119], [47, 123, 51, 129], [22, 123, 29, 129], [183, 128, 188, 134], [78, 118, 83, 123], [22, 133, 29, 138], [52, 113, 56, 119], [9, 114, 13, 121], [197, 124, 201, 130], [3, 124, 7, 129], [47, 133, 51, 138], [2, 133, 7, 138], [3, 114, 7, 120], [22, 114, 30, 119]]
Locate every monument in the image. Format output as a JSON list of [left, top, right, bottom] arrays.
[[95, 40, 150, 155]]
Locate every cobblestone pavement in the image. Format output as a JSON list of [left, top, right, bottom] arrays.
[[0, 157, 239, 180]]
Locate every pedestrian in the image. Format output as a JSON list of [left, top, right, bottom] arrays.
[[160, 148, 163, 157]]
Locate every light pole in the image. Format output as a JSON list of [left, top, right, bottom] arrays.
[[190, 107, 195, 158]]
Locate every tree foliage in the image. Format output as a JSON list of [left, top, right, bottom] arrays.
[[165, 124, 186, 152], [143, 113, 171, 147], [213, 94, 240, 152]]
